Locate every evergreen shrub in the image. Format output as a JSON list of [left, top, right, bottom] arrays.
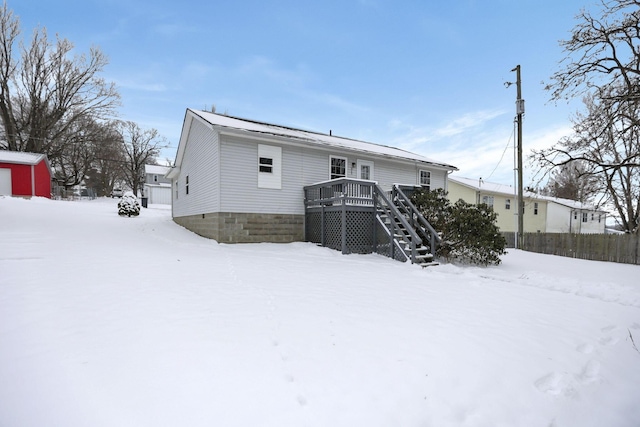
[[411, 188, 507, 265], [118, 191, 140, 217]]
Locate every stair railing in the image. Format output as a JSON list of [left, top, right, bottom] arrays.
[[373, 184, 422, 263], [393, 185, 441, 257]]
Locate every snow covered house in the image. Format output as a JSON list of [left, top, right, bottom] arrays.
[[143, 164, 171, 205], [448, 176, 607, 234], [167, 109, 458, 264], [0, 151, 52, 198]]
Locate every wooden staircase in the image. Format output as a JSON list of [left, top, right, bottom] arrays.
[[374, 184, 441, 267]]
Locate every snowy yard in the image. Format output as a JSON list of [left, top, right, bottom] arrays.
[[1, 196, 639, 427]]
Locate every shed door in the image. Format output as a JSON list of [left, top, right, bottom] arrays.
[[0, 168, 11, 195]]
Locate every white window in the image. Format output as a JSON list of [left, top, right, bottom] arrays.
[[258, 144, 282, 189], [356, 159, 374, 181], [419, 170, 431, 189], [153, 174, 158, 183], [482, 195, 494, 207], [582, 212, 588, 222], [505, 199, 511, 210], [330, 156, 347, 180]]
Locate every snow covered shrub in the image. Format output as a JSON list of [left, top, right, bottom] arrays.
[[118, 191, 140, 217], [411, 188, 507, 265]]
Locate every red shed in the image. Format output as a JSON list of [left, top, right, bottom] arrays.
[[0, 151, 53, 198]]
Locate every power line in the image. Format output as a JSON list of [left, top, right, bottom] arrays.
[[486, 122, 515, 181]]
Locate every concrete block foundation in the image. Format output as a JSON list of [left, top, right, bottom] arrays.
[[173, 212, 304, 243]]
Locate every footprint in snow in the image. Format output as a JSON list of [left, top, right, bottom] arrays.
[[599, 335, 620, 346], [575, 360, 601, 385], [534, 372, 577, 397]]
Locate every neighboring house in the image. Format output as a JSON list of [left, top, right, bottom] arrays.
[[144, 164, 171, 204], [448, 176, 607, 234], [0, 151, 52, 198], [167, 109, 457, 251]]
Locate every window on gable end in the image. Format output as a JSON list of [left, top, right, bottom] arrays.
[[505, 199, 511, 210]]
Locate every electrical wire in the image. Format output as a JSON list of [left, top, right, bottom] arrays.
[[485, 121, 515, 180]]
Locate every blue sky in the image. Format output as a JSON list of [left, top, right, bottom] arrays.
[[13, 0, 594, 186]]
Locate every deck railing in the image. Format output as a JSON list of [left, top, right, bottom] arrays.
[[304, 178, 376, 208], [304, 178, 440, 263]]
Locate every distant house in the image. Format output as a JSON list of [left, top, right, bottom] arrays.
[[0, 151, 52, 198], [144, 164, 171, 204], [448, 176, 607, 234], [167, 109, 457, 264]]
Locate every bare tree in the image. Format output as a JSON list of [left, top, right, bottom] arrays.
[[118, 121, 165, 197], [534, 0, 640, 233], [541, 160, 600, 203], [535, 90, 640, 232], [546, 0, 640, 106], [86, 122, 126, 196], [0, 2, 119, 156]]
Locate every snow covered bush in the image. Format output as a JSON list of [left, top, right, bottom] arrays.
[[117, 191, 140, 217], [411, 188, 507, 265]]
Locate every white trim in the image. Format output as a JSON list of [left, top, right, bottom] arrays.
[[329, 155, 347, 179], [418, 169, 431, 188], [258, 144, 282, 189], [31, 164, 36, 196], [356, 159, 374, 181]]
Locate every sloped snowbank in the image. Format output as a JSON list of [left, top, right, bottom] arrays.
[[1, 196, 639, 427]]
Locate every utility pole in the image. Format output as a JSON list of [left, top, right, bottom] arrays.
[[513, 65, 524, 250]]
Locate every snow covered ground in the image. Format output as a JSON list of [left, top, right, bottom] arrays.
[[1, 196, 639, 427]]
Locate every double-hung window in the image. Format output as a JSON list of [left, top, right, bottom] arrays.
[[330, 156, 347, 179], [419, 170, 431, 190], [505, 199, 511, 210], [482, 195, 494, 207]]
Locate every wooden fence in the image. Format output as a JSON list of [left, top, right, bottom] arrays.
[[503, 232, 640, 265]]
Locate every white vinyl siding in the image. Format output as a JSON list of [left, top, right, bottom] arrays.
[[173, 116, 453, 217], [172, 118, 220, 217], [220, 137, 305, 214]]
